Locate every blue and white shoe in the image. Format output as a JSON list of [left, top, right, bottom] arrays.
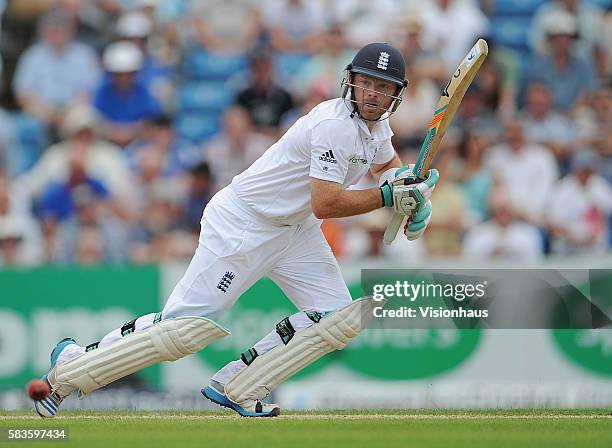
[[202, 380, 280, 417], [34, 338, 78, 418]]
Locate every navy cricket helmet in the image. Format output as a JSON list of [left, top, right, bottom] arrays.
[[341, 42, 409, 119], [349, 42, 407, 87]]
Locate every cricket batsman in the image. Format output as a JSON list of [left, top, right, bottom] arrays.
[[35, 42, 439, 418]]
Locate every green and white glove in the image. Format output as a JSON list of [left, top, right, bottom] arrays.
[[379, 165, 439, 217]]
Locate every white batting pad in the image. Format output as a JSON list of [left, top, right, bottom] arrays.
[[225, 297, 378, 406], [53, 317, 230, 395]]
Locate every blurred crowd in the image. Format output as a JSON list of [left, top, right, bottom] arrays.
[[0, 0, 611, 266]]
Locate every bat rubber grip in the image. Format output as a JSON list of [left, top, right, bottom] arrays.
[[383, 213, 404, 245]]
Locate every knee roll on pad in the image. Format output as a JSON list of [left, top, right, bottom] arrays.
[[225, 297, 378, 405], [54, 317, 230, 395]]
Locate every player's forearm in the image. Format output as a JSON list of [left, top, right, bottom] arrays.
[[312, 187, 383, 219]]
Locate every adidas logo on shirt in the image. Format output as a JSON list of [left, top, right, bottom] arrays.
[[319, 150, 337, 164]]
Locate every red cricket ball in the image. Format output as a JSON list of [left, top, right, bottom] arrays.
[[26, 379, 50, 401]]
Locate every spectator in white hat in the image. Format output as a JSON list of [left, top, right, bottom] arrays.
[[524, 10, 598, 112], [93, 41, 162, 147], [116, 11, 172, 106], [529, 0, 605, 59]]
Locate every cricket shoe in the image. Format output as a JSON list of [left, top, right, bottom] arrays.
[[34, 338, 80, 418], [202, 380, 280, 417]]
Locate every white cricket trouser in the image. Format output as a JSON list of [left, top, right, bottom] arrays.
[[162, 185, 351, 319], [86, 185, 352, 383]]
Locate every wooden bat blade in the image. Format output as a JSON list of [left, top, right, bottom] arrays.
[[383, 38, 488, 245], [414, 38, 488, 178]]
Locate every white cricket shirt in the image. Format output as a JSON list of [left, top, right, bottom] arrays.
[[231, 98, 395, 225]]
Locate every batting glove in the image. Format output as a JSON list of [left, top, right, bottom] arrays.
[[380, 165, 439, 217]]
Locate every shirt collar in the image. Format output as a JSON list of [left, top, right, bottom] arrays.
[[353, 115, 394, 141]]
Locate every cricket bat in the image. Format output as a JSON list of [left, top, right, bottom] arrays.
[[383, 38, 489, 245]]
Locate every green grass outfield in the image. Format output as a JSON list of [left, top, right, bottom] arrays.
[[0, 409, 610, 448]]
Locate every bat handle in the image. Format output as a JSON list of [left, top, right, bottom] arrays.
[[383, 213, 405, 245]]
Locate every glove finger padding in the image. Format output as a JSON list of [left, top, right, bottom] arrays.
[[404, 200, 432, 241], [411, 200, 431, 223]]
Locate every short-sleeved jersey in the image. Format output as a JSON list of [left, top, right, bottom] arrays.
[[232, 98, 395, 225]]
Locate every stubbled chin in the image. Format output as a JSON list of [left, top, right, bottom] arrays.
[[362, 111, 381, 120]]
